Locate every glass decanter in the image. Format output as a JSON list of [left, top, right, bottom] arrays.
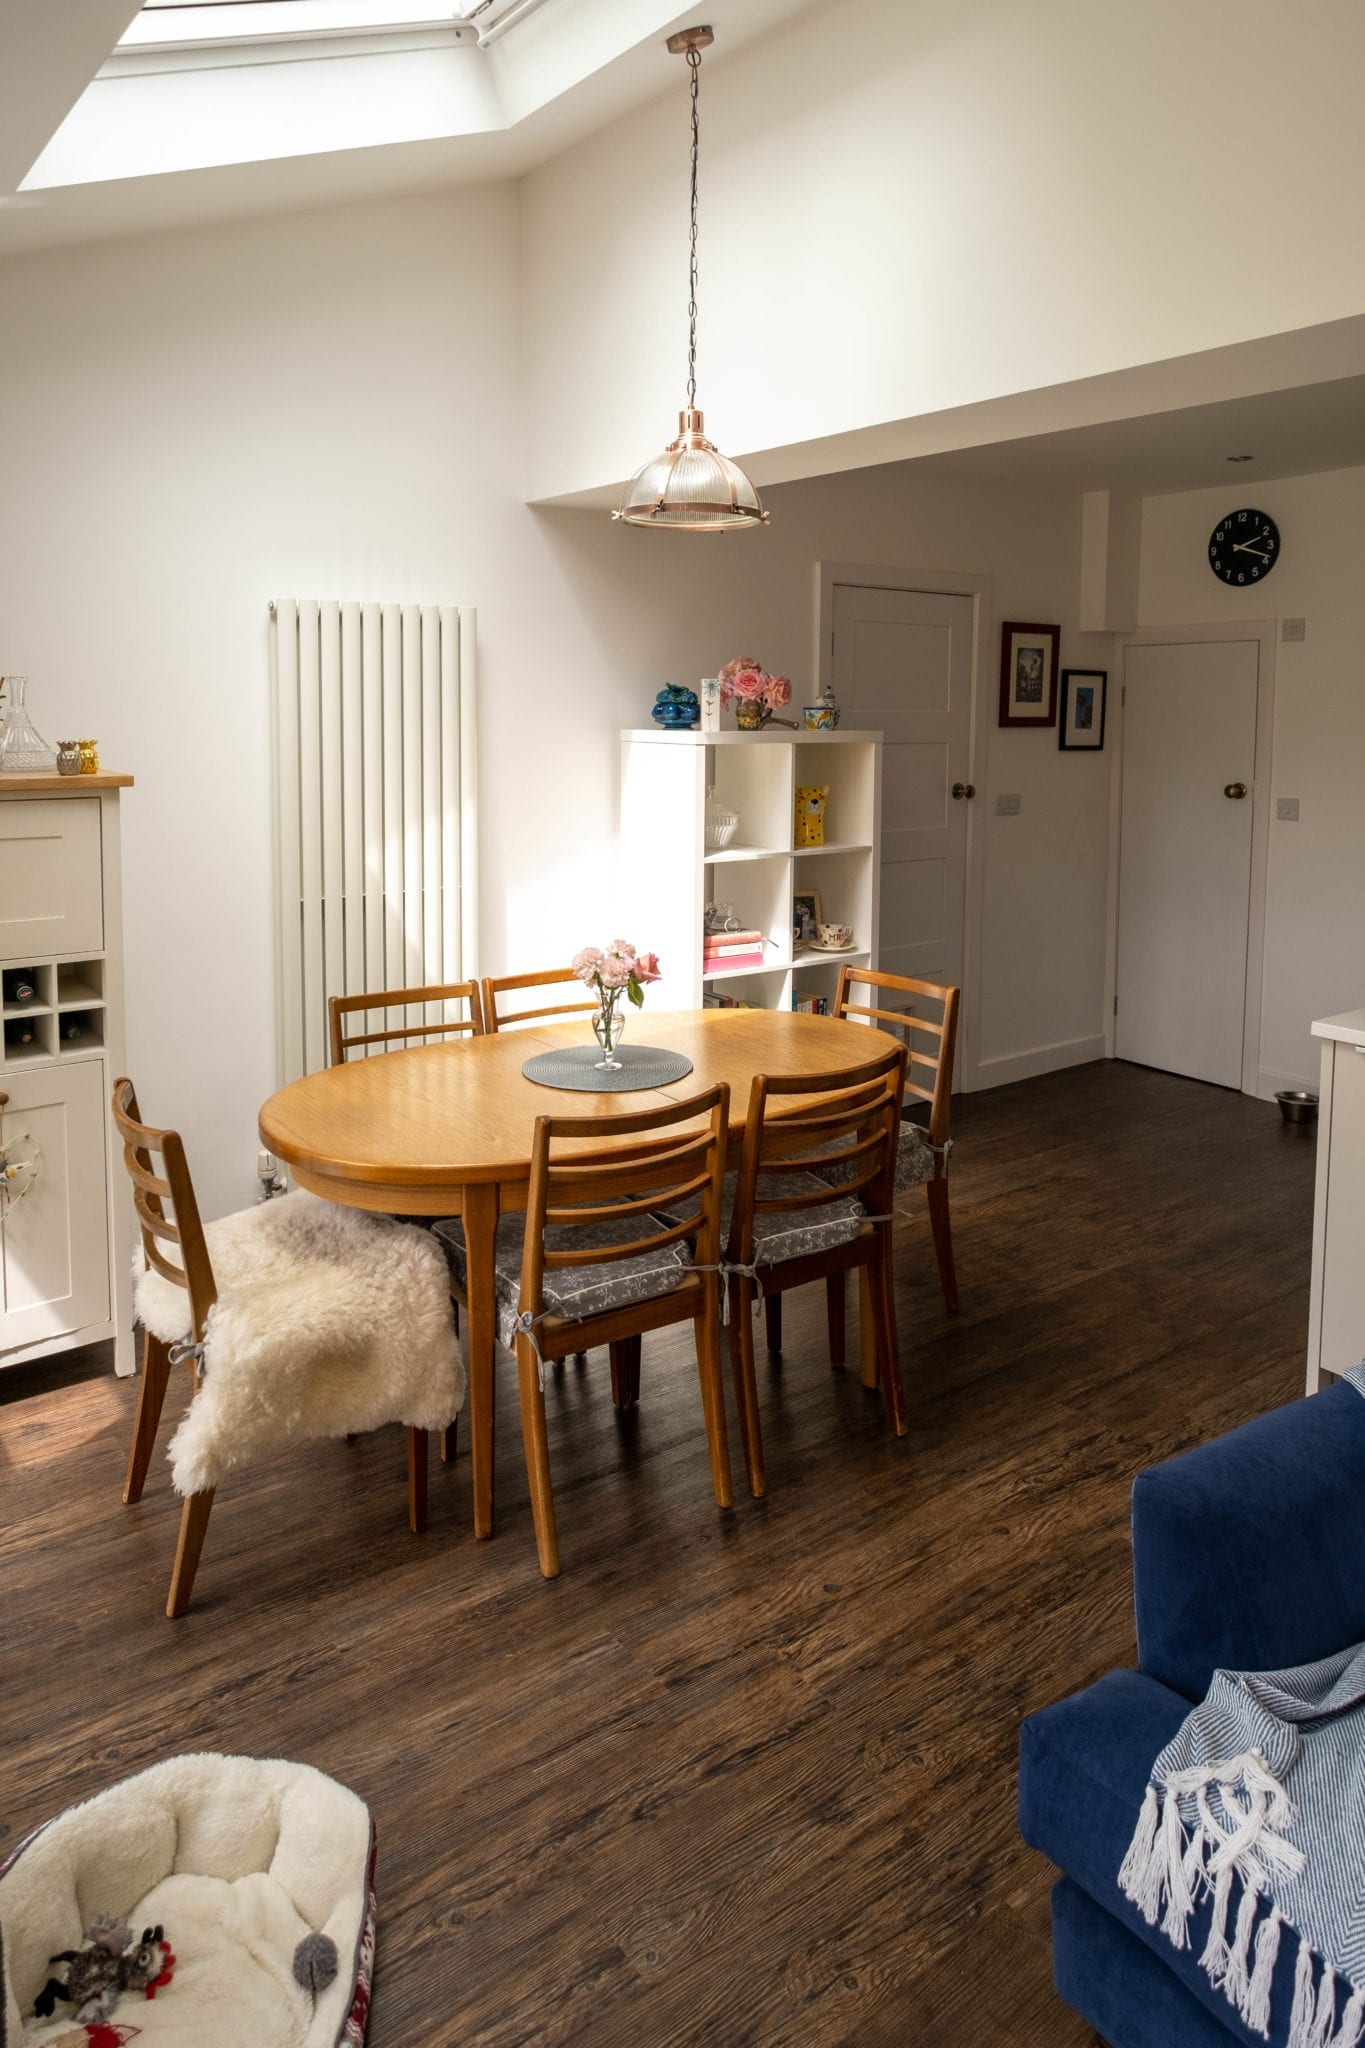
[[0, 678, 57, 773]]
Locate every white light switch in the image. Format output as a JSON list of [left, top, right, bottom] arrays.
[[995, 793, 1022, 816], [1276, 797, 1300, 821], [1281, 618, 1306, 642]]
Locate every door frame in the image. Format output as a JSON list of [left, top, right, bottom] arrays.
[[1107, 619, 1277, 1098], [815, 561, 992, 1090]]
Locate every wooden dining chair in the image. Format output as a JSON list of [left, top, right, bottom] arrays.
[[114, 1078, 438, 1618], [328, 978, 484, 1065], [726, 1041, 909, 1500], [329, 979, 484, 1464], [436, 1085, 732, 1578], [830, 966, 960, 1317], [481, 967, 598, 1034]]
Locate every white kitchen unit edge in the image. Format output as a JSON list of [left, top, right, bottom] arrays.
[[0, 778, 135, 1378], [1305, 1007, 1365, 1394]]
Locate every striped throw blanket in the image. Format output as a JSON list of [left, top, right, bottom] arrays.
[[1118, 1368, 1365, 2048]]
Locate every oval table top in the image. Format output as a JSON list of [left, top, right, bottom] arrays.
[[259, 1007, 890, 1207]]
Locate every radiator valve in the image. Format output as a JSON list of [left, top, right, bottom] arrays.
[[256, 1149, 288, 1202]]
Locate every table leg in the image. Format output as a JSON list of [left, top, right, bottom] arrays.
[[463, 1181, 500, 1540]]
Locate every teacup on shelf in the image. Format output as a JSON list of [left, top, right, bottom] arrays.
[[815, 922, 854, 949]]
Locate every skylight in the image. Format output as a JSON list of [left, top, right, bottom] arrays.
[[119, 1, 501, 49]]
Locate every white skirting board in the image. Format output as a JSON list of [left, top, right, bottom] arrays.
[[966, 1034, 1108, 1091]]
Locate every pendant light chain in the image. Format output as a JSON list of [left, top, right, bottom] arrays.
[[686, 45, 701, 412]]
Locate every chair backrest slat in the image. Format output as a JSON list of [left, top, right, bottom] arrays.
[[833, 968, 960, 1150], [482, 967, 597, 1034], [328, 980, 483, 1065], [112, 1079, 218, 1341]]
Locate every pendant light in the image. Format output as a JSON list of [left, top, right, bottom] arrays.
[[614, 25, 769, 531]]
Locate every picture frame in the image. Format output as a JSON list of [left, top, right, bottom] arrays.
[[792, 889, 822, 946], [1058, 668, 1107, 751], [998, 621, 1060, 727]]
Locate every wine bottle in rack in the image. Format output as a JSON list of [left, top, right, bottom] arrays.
[[61, 1012, 89, 1042], [4, 972, 36, 1004], [5, 1019, 35, 1052]]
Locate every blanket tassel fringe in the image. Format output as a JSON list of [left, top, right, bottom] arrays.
[[1119, 1752, 1363, 2047]]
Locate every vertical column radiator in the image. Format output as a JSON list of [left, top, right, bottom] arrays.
[[270, 599, 477, 1083]]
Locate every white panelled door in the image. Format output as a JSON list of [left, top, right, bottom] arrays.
[[831, 585, 973, 990], [1116, 638, 1259, 1088]]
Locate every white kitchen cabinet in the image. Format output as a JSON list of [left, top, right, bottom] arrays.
[[0, 775, 134, 1377], [1306, 1009, 1365, 1392]]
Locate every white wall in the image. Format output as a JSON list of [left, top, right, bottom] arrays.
[[0, 189, 1109, 1216], [521, 0, 1365, 503], [1137, 468, 1365, 1090]]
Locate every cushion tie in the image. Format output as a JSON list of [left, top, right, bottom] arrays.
[[168, 1336, 207, 1383], [511, 1309, 551, 1390]]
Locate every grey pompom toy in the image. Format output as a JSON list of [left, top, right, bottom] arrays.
[[292, 1932, 339, 1995]]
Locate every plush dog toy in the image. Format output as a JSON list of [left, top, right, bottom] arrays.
[[33, 1916, 175, 2026]]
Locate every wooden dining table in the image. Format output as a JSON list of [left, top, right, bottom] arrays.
[[258, 1006, 889, 1539]]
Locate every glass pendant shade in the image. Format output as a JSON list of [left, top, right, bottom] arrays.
[[616, 408, 769, 530]]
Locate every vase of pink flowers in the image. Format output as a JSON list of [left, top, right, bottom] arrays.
[[572, 939, 662, 1070], [719, 657, 793, 731]]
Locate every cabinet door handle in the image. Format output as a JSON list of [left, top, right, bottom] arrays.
[[1224, 782, 1248, 799], [951, 783, 976, 800]]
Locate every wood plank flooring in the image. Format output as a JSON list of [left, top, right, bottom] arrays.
[[1, 1060, 1317, 2046]]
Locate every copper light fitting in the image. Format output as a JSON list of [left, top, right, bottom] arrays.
[[614, 26, 769, 532]]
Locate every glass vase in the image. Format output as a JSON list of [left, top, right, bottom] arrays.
[[592, 999, 626, 1071], [0, 678, 57, 773]]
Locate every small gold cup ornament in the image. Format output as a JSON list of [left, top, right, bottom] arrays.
[[78, 739, 99, 775]]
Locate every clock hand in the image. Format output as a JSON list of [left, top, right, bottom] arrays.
[[1231, 540, 1269, 558]]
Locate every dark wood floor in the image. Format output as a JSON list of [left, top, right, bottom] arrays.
[[2, 1061, 1317, 2046]]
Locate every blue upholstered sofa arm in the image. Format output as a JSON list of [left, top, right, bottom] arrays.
[[1133, 1377, 1365, 1703]]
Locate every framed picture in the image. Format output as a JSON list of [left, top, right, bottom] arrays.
[[793, 889, 822, 946], [998, 621, 1060, 727], [1059, 668, 1107, 751]]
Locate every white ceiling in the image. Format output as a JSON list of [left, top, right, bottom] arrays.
[[0, 0, 815, 258], [904, 372, 1365, 498]]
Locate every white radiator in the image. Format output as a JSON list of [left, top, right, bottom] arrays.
[[270, 599, 477, 1083]]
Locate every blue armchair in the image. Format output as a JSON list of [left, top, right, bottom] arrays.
[[1018, 1378, 1365, 2048]]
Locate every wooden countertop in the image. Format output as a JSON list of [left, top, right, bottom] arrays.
[[0, 772, 134, 791]]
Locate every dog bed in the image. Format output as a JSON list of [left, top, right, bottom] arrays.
[[0, 1755, 375, 2048]]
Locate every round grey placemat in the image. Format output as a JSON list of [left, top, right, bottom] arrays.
[[521, 1044, 695, 1092]]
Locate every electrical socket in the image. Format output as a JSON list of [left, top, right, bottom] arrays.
[[1276, 797, 1300, 822], [995, 793, 1022, 816], [1281, 618, 1306, 642]]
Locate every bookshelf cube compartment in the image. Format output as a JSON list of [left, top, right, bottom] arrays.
[[795, 740, 876, 850], [709, 742, 793, 855]]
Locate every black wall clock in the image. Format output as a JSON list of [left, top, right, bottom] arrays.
[[1208, 508, 1280, 585]]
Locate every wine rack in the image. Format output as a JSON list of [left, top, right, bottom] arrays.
[[0, 957, 107, 1070]]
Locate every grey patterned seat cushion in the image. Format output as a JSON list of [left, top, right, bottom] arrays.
[[808, 1122, 936, 1196], [658, 1172, 867, 1269], [432, 1212, 691, 1349]]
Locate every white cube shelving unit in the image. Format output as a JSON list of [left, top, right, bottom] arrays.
[[0, 776, 135, 1377], [619, 728, 882, 1014]]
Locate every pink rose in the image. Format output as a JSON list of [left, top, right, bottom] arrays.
[[719, 656, 760, 684], [634, 951, 662, 983], [765, 674, 791, 708], [729, 665, 768, 701]]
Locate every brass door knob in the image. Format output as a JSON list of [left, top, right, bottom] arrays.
[[951, 782, 976, 800], [1224, 782, 1248, 799]]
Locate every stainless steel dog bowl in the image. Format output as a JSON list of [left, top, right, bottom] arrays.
[[1275, 1090, 1319, 1125]]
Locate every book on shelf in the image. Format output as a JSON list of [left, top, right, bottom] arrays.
[[703, 953, 766, 974], [702, 927, 763, 954], [704, 991, 755, 1010], [792, 990, 832, 1016]]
